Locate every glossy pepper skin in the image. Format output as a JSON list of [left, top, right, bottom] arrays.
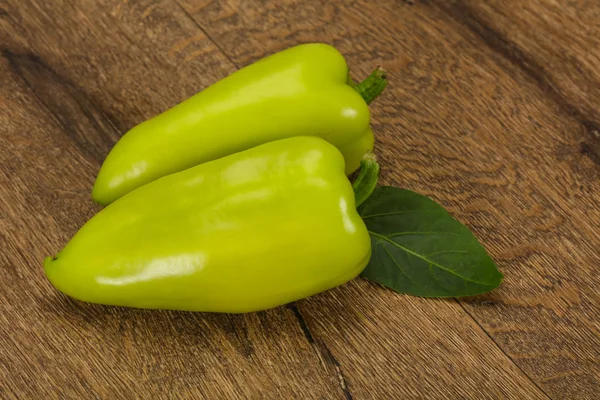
[[45, 137, 371, 313], [93, 43, 374, 205]]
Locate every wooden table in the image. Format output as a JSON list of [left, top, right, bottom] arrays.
[[1, 1, 599, 398]]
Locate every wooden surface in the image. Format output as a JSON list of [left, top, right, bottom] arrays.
[[1, 0, 599, 398]]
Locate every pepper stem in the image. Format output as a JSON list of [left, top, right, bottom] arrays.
[[346, 67, 357, 88], [352, 67, 388, 104], [352, 153, 380, 208]]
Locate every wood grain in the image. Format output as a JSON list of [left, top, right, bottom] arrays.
[[1, 0, 598, 398], [180, 0, 600, 397]]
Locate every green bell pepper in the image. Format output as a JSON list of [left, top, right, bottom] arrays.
[[92, 43, 386, 205], [45, 137, 372, 313]]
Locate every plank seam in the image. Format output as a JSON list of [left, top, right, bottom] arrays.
[[455, 300, 553, 399], [287, 304, 353, 400], [172, 0, 240, 69]]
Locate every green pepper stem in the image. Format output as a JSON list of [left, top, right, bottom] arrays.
[[352, 153, 380, 208], [352, 67, 388, 104], [346, 67, 357, 88]]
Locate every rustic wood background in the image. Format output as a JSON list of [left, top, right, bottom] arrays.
[[1, 0, 599, 398]]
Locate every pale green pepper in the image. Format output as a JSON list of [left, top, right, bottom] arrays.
[[45, 137, 373, 313], [92, 43, 386, 205]]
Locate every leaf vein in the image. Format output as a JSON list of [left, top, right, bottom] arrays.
[[381, 245, 421, 288], [361, 209, 438, 219], [386, 231, 460, 238], [425, 250, 469, 257], [369, 231, 493, 287]]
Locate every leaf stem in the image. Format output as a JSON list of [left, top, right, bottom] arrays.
[[352, 66, 388, 104], [352, 153, 380, 208]]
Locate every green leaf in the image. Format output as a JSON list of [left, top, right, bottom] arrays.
[[358, 187, 503, 297]]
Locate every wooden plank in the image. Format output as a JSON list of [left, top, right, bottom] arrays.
[[424, 2, 600, 398], [0, 0, 596, 399], [177, 0, 600, 398], [429, 0, 600, 163]]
